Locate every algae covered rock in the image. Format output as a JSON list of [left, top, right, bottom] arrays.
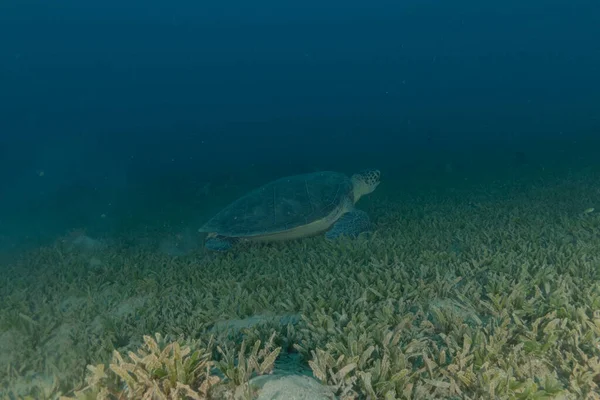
[[250, 374, 335, 400]]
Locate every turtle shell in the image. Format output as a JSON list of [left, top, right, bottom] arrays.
[[199, 171, 353, 237]]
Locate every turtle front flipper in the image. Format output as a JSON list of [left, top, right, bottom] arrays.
[[205, 234, 237, 251], [325, 209, 371, 240]]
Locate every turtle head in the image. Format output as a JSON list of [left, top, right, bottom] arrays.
[[351, 169, 381, 202]]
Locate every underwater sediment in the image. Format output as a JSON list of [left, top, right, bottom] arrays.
[[1, 173, 600, 399]]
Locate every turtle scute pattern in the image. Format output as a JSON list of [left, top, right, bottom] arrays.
[[203, 172, 353, 237]]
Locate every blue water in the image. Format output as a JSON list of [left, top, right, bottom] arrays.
[[1, 0, 599, 251]]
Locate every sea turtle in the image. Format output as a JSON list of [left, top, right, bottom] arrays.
[[198, 169, 381, 251]]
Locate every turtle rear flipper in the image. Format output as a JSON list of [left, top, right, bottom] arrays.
[[205, 235, 237, 251], [325, 209, 371, 240]]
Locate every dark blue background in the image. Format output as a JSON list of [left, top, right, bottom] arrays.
[[1, 0, 599, 247]]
